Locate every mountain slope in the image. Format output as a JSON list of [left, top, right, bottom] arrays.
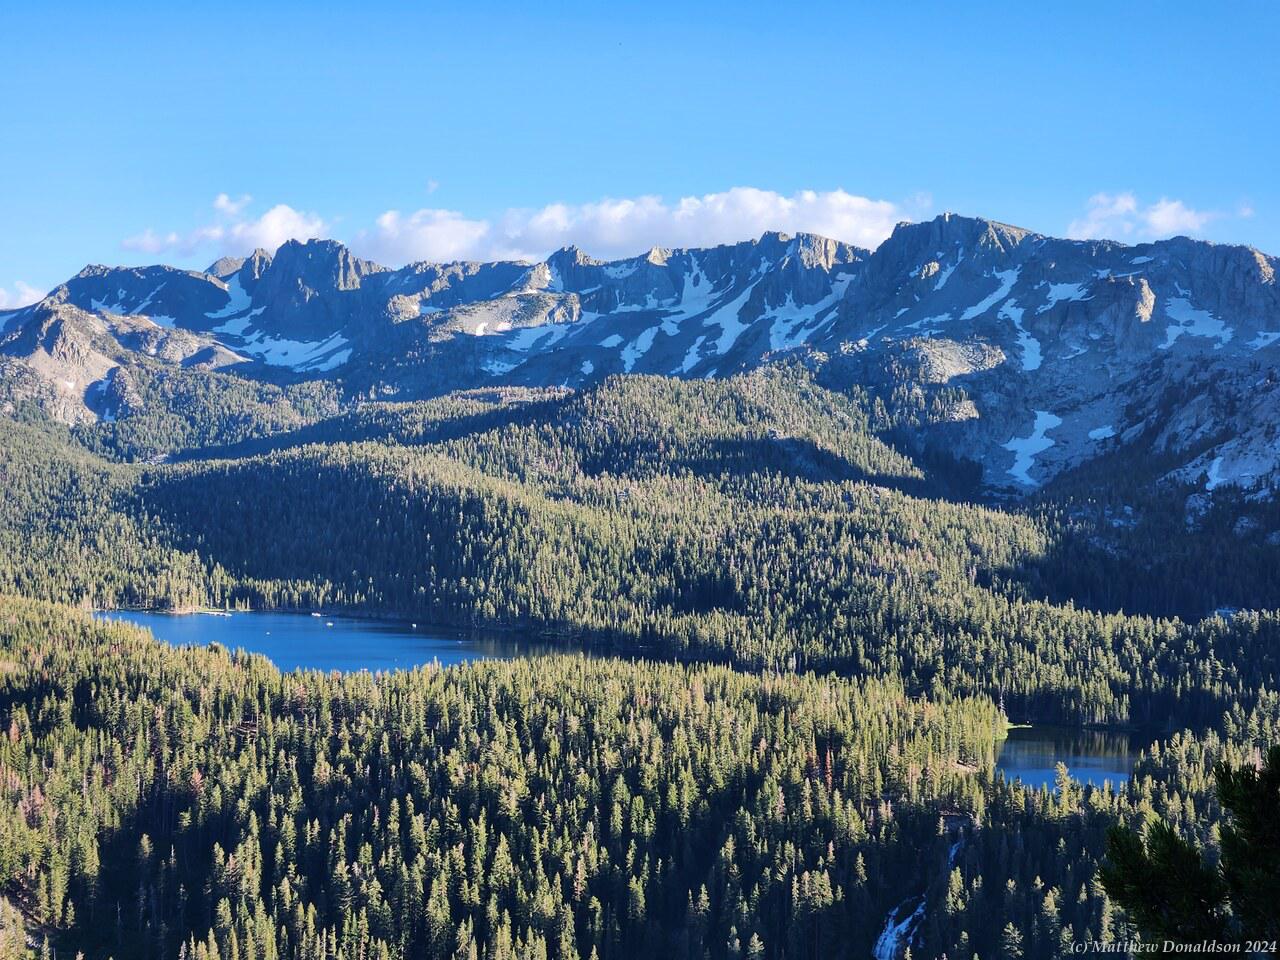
[[4, 214, 1279, 495]]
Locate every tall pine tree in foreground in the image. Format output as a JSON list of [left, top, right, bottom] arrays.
[[1100, 746, 1280, 943]]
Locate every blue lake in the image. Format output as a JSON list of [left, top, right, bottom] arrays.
[[996, 725, 1146, 791], [97, 609, 555, 673]]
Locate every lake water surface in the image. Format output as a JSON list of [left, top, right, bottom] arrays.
[[996, 725, 1147, 791], [98, 610, 554, 673]]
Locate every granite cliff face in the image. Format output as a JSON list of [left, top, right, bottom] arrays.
[[4, 214, 1279, 495]]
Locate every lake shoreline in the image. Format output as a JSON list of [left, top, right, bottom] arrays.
[[996, 723, 1143, 791], [91, 602, 595, 643], [93, 608, 566, 674], [89, 602, 726, 667], [91, 606, 1186, 740]]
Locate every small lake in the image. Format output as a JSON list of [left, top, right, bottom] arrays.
[[996, 725, 1148, 791], [98, 610, 555, 673]]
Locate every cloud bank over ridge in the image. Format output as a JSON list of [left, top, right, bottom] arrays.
[[121, 188, 923, 267]]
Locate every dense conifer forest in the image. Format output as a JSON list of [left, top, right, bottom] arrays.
[[1, 601, 1276, 959], [0, 362, 1277, 956]]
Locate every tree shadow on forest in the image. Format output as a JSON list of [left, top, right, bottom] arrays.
[[579, 433, 944, 498], [989, 509, 1280, 624], [32, 733, 223, 960], [684, 436, 894, 485], [172, 393, 570, 463]]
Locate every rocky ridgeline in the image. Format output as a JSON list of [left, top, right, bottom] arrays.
[[3, 213, 1278, 495]]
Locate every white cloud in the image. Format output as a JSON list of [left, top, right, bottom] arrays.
[[354, 187, 913, 265], [0, 281, 44, 309], [1068, 192, 1218, 241], [1143, 198, 1211, 235], [213, 192, 252, 216], [122, 228, 200, 255], [120, 186, 922, 268], [231, 204, 328, 252], [123, 196, 328, 258], [366, 209, 492, 264]]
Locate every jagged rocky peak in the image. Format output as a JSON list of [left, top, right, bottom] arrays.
[[546, 245, 600, 270], [542, 245, 604, 291], [207, 256, 246, 280], [235, 248, 274, 284], [1144, 235, 1280, 314], [72, 263, 113, 281], [877, 213, 1034, 269], [261, 239, 387, 295], [787, 232, 867, 270]]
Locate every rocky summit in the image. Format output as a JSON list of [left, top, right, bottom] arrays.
[[4, 212, 1278, 495]]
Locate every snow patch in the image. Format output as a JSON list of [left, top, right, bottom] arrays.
[[677, 336, 707, 374], [1059, 342, 1088, 360], [933, 255, 961, 291], [237, 330, 350, 370], [205, 277, 253, 320], [212, 306, 265, 336], [666, 258, 717, 321], [904, 313, 951, 334], [1088, 425, 1116, 441], [620, 326, 659, 372], [1036, 281, 1092, 314], [765, 276, 851, 351], [1159, 297, 1233, 350], [599, 334, 624, 348], [90, 297, 130, 314], [1249, 331, 1280, 350], [1205, 456, 1225, 491], [482, 357, 519, 376], [960, 268, 1020, 321], [1003, 411, 1062, 487], [613, 292, 667, 313], [702, 282, 761, 355], [131, 283, 165, 316], [507, 322, 573, 352], [310, 348, 351, 371], [998, 300, 1041, 371]]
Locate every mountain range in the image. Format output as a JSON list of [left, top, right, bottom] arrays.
[[4, 212, 1279, 495]]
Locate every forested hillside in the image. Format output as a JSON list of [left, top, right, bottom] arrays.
[[1, 362, 1278, 956], [3, 366, 1279, 727], [1, 601, 1275, 960]]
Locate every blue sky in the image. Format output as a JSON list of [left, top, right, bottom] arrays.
[[2, 1, 1276, 305]]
